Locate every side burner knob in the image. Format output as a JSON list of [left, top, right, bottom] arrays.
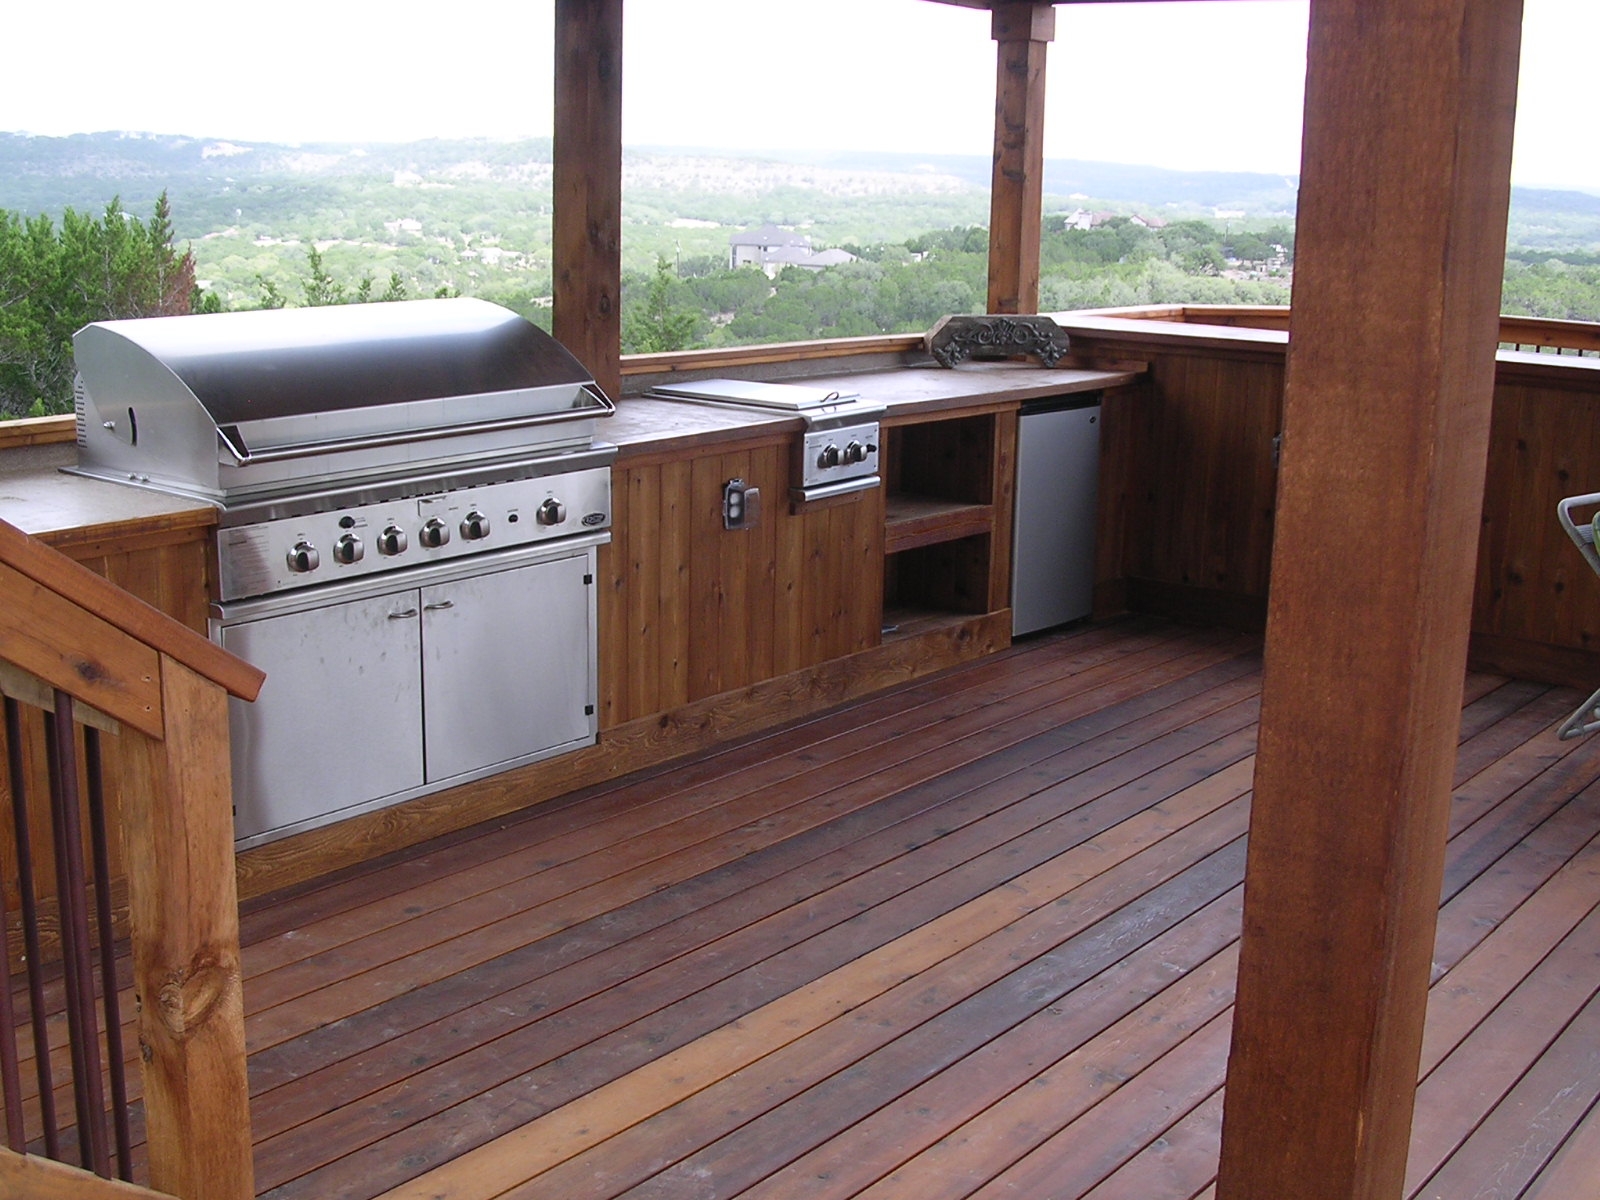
[[817, 443, 842, 469], [461, 510, 491, 540], [332, 533, 364, 565], [377, 525, 408, 556], [286, 541, 320, 573], [536, 498, 567, 526], [420, 517, 451, 548]]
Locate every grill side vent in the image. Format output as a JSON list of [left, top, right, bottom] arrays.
[[73, 374, 89, 447]]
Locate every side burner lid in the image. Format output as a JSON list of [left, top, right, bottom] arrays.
[[647, 377, 860, 412]]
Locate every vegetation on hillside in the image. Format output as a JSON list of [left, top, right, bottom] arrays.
[[615, 217, 1296, 354], [1502, 249, 1600, 320], [6, 170, 1600, 419]]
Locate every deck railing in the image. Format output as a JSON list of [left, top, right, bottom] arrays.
[[0, 518, 263, 1199], [1068, 304, 1600, 357]]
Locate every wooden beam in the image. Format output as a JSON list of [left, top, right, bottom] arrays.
[[1216, 1, 1524, 1197], [552, 0, 624, 404], [986, 2, 1053, 315], [923, 1, 1238, 6]]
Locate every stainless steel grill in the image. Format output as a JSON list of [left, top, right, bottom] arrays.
[[71, 298, 614, 847]]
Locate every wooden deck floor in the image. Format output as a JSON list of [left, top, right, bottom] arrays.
[[218, 620, 1600, 1197]]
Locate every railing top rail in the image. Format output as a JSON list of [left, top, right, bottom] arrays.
[[0, 1147, 175, 1199], [1497, 314, 1600, 353], [0, 518, 263, 713]]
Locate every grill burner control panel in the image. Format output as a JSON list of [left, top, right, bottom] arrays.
[[799, 420, 880, 492], [217, 466, 610, 601]]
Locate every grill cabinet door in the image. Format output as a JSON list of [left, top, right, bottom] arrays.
[[420, 550, 594, 783], [221, 587, 425, 844]]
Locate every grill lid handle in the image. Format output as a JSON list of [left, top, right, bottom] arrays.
[[216, 383, 615, 466]]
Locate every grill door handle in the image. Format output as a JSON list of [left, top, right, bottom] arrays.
[[423, 600, 455, 611], [388, 608, 419, 620]]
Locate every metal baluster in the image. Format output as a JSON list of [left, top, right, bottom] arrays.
[[44, 695, 110, 1177], [0, 789, 23, 1152], [82, 728, 132, 1179], [5, 697, 58, 1158]]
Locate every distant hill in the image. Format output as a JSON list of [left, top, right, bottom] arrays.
[[5, 130, 1599, 243], [725, 147, 1303, 215], [3, 130, 1598, 313], [0, 131, 558, 222]]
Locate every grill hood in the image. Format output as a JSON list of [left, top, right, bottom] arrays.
[[71, 298, 612, 503]]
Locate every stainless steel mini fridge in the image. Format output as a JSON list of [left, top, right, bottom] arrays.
[[1011, 395, 1101, 635]]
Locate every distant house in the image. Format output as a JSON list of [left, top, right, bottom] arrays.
[[729, 224, 858, 277], [1058, 209, 1128, 231], [803, 248, 857, 268]]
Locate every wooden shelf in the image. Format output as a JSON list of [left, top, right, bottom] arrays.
[[879, 605, 983, 642], [880, 409, 1011, 628], [884, 495, 995, 554]]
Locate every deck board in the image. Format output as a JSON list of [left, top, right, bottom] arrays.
[[20, 619, 1598, 1198]]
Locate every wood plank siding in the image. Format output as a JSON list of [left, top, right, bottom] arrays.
[[1067, 319, 1600, 692], [14, 619, 1599, 1199], [600, 439, 884, 729]]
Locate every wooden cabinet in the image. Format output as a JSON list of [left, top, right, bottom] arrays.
[[881, 407, 1017, 638], [599, 433, 883, 729]]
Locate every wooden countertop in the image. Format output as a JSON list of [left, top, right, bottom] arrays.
[[604, 397, 799, 458], [0, 443, 216, 550], [812, 362, 1139, 416], [609, 362, 1139, 456], [0, 362, 1141, 544]]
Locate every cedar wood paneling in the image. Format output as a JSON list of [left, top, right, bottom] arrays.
[[601, 435, 884, 729], [1087, 335, 1600, 687]]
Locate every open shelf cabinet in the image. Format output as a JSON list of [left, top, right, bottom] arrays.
[[880, 409, 1015, 638]]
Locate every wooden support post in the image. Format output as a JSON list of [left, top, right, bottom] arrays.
[[1216, 2, 1523, 1198], [553, 0, 624, 403], [116, 658, 253, 1200], [986, 2, 1053, 315]]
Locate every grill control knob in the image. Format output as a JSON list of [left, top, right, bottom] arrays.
[[286, 541, 320, 573], [460, 510, 491, 540], [536, 498, 567, 526], [377, 525, 408, 556], [420, 517, 451, 548], [843, 440, 865, 465], [817, 443, 842, 469], [332, 533, 364, 565]]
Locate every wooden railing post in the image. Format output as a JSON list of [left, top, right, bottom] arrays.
[[1216, 0, 1524, 1196], [552, 0, 623, 403], [114, 657, 253, 1200], [987, 1, 1054, 315]]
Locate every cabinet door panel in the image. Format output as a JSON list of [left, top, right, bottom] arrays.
[[221, 589, 423, 844], [421, 553, 593, 782]]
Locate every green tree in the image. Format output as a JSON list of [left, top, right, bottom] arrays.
[[302, 244, 349, 306], [622, 256, 702, 353], [0, 193, 205, 418]]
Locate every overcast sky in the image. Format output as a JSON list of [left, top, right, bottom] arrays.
[[4, 0, 1595, 192]]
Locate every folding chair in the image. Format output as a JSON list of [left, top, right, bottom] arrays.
[[1556, 492, 1600, 739]]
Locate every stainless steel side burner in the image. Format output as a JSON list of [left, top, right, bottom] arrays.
[[646, 377, 883, 502]]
